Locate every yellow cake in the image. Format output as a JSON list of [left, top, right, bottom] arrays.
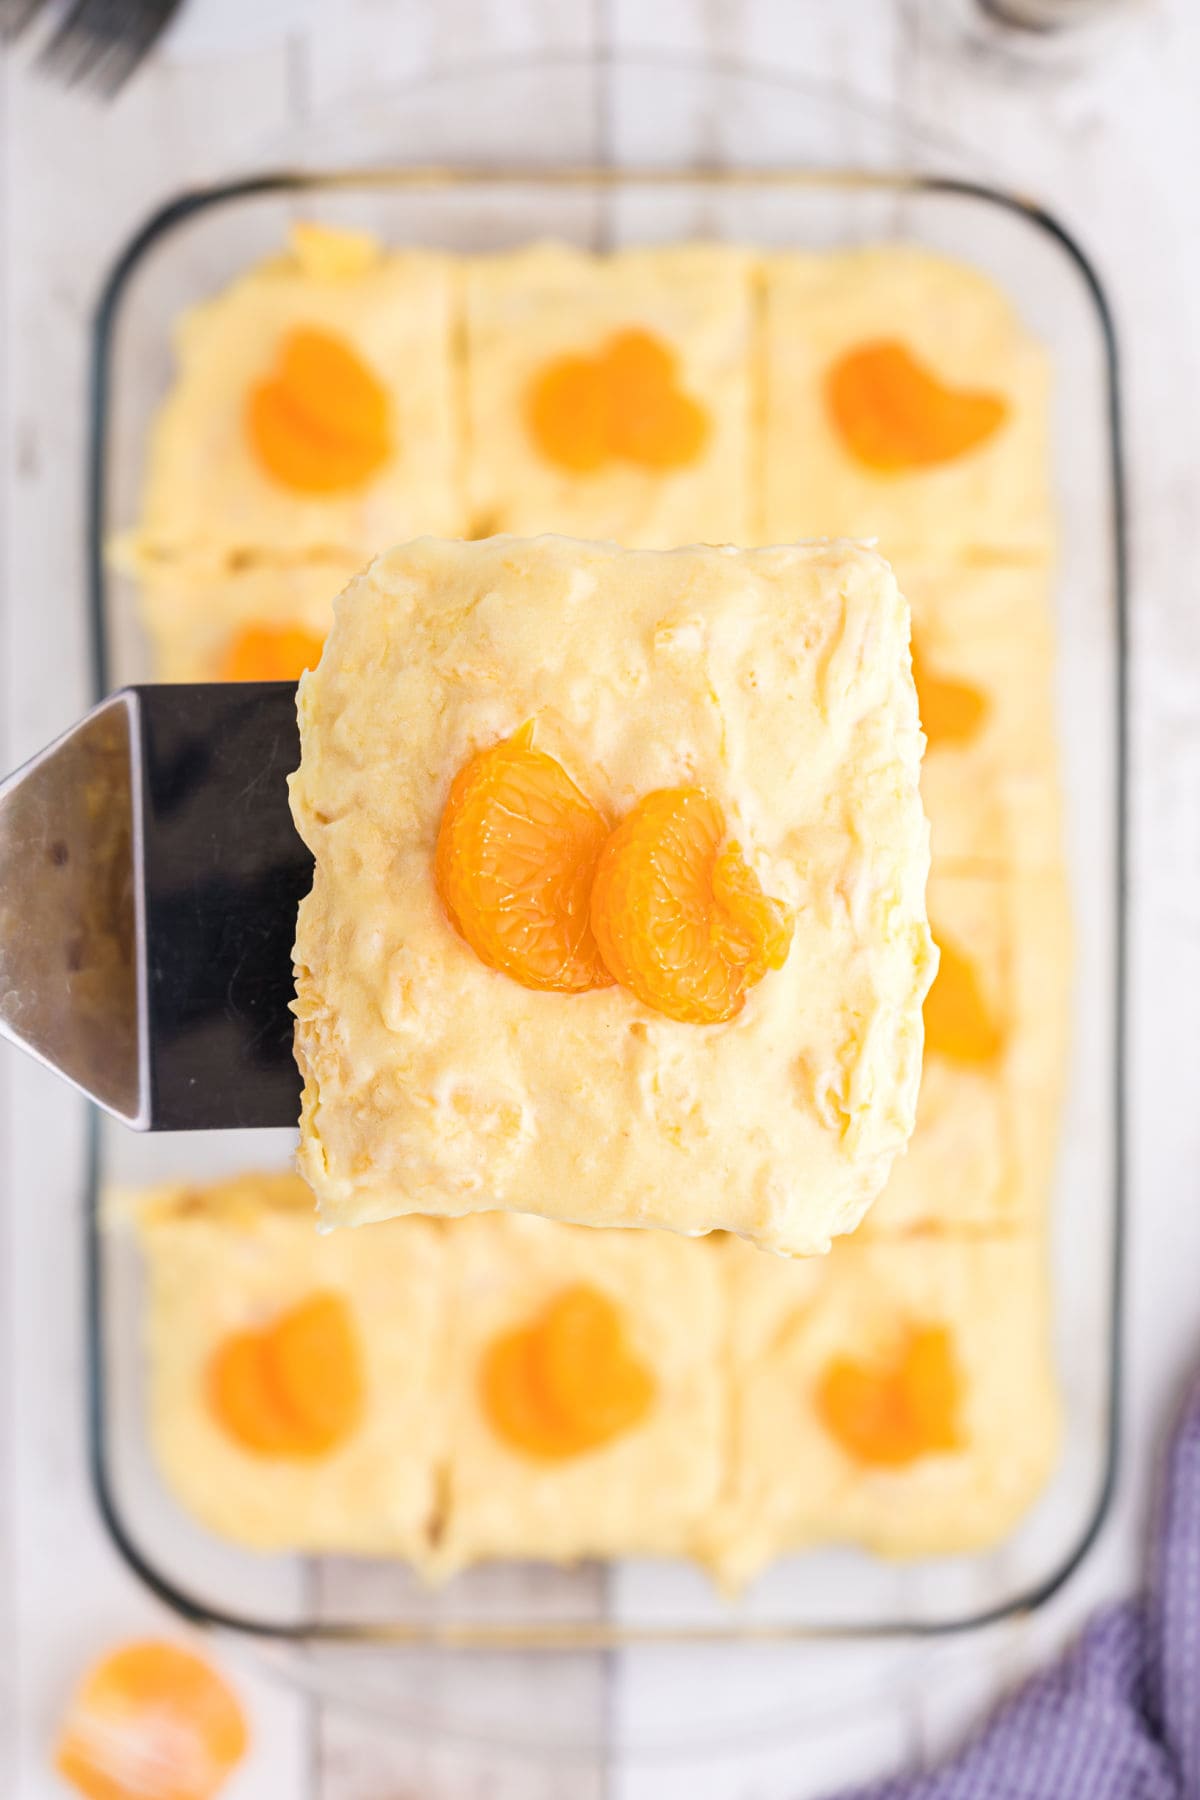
[[464, 244, 755, 546], [701, 1233, 1060, 1587], [431, 1213, 726, 1575], [900, 563, 1062, 870], [133, 1173, 446, 1556], [762, 247, 1053, 557], [290, 535, 936, 1255], [128, 222, 463, 566], [126, 552, 362, 682], [864, 868, 1071, 1235]]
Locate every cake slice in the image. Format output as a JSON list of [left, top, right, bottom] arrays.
[[431, 1214, 726, 1575], [464, 243, 755, 546], [762, 246, 1053, 558], [129, 222, 463, 566], [864, 869, 1071, 1236], [900, 562, 1063, 871], [290, 535, 935, 1255], [700, 1233, 1060, 1588], [125, 551, 362, 682], [133, 1172, 446, 1557]]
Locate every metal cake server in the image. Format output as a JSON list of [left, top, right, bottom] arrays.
[[0, 683, 309, 1129]]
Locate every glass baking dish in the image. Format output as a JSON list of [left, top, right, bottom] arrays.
[[84, 59, 1125, 1735]]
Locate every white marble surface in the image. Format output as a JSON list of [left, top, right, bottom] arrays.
[[2, 0, 1199, 1794]]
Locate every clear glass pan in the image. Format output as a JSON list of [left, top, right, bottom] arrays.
[[85, 58, 1125, 1731]]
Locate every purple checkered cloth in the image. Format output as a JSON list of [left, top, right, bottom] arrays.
[[837, 1372, 1200, 1799]]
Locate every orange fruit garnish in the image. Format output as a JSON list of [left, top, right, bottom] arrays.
[[54, 1639, 247, 1800], [525, 353, 610, 473], [826, 340, 1008, 472], [911, 639, 988, 749], [207, 1290, 364, 1458], [817, 1324, 962, 1469], [527, 327, 710, 474], [923, 930, 1003, 1065], [434, 724, 614, 993], [246, 325, 391, 493], [218, 622, 326, 682], [481, 1283, 657, 1460], [590, 787, 793, 1025]]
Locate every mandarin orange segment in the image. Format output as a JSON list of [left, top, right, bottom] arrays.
[[278, 328, 388, 442], [207, 1289, 364, 1459], [816, 1325, 962, 1469], [526, 353, 611, 473], [267, 1291, 366, 1452], [434, 724, 614, 993], [481, 1327, 576, 1459], [218, 623, 326, 683], [603, 328, 711, 469], [525, 327, 710, 474], [54, 1639, 248, 1800], [246, 324, 391, 493], [924, 931, 1003, 1065], [208, 1329, 300, 1457], [826, 339, 1008, 472], [911, 640, 989, 749], [900, 1325, 963, 1453], [590, 787, 793, 1025], [480, 1283, 656, 1461], [539, 1284, 657, 1442]]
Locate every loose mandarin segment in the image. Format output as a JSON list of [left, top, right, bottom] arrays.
[[826, 339, 1008, 472], [246, 325, 391, 493], [590, 787, 793, 1025], [218, 622, 326, 682], [527, 327, 710, 474], [911, 640, 989, 749], [924, 931, 1003, 1065], [207, 1289, 364, 1458], [817, 1324, 963, 1469], [481, 1283, 656, 1460], [54, 1639, 248, 1800], [434, 724, 614, 993]]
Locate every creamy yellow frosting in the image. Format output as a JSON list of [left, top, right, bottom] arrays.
[[123, 552, 362, 681], [133, 1173, 446, 1555], [700, 1233, 1061, 1587], [130, 222, 463, 565], [290, 534, 936, 1255], [433, 1213, 726, 1575], [763, 247, 1053, 558], [464, 242, 755, 547], [863, 868, 1072, 1235]]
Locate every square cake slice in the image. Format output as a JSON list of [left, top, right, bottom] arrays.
[[290, 535, 935, 1255], [901, 562, 1063, 870], [133, 1172, 446, 1557], [131, 222, 464, 564], [700, 1234, 1060, 1589], [863, 869, 1071, 1236], [762, 247, 1053, 559], [128, 551, 363, 682], [431, 1214, 726, 1576], [464, 243, 755, 546]]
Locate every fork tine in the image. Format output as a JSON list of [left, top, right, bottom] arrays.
[[0, 0, 49, 42], [66, 0, 139, 92], [36, 0, 182, 94], [38, 0, 108, 85], [93, 0, 180, 94], [40, 0, 129, 90]]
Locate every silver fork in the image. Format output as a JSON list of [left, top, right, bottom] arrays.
[[0, 0, 185, 96]]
